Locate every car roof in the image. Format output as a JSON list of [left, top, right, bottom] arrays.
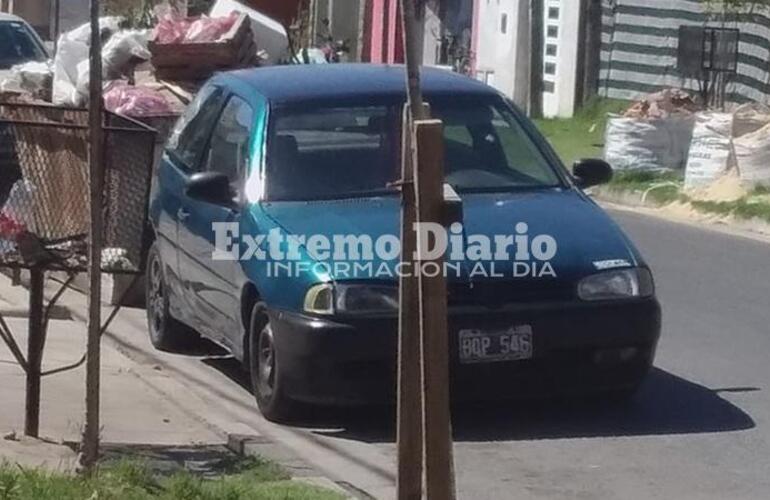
[[0, 13, 25, 22], [225, 64, 499, 104]]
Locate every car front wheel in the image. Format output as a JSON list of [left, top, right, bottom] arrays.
[[248, 303, 294, 422]]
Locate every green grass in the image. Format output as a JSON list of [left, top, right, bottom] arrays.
[[607, 170, 685, 204], [599, 169, 770, 222], [0, 458, 345, 500], [534, 98, 629, 166]]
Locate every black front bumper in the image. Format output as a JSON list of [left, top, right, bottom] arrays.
[[269, 299, 662, 405]]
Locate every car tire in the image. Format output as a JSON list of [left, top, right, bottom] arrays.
[[145, 242, 191, 352], [248, 302, 295, 422]]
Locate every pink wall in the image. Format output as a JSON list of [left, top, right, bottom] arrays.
[[366, 0, 403, 64]]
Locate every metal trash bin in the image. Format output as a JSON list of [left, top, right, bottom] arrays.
[[0, 102, 156, 274]]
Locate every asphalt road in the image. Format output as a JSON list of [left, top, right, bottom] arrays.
[[101, 208, 770, 499]]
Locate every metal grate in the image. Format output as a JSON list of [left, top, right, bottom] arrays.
[[0, 103, 155, 274], [678, 26, 740, 76]]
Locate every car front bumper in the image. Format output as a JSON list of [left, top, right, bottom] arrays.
[[269, 298, 662, 405]]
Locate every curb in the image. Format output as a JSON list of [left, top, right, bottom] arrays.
[[225, 434, 366, 499], [592, 187, 770, 238]]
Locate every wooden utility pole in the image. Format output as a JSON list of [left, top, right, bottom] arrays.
[[79, 0, 104, 471], [397, 1, 456, 499], [529, 0, 544, 118], [401, 0, 426, 120]]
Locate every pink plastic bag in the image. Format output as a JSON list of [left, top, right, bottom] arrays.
[[153, 16, 191, 44], [184, 12, 239, 43], [104, 84, 173, 117]]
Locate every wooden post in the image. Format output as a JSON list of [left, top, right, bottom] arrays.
[[414, 120, 456, 500], [396, 105, 424, 500], [24, 268, 45, 438], [79, 0, 104, 471], [398, 2, 456, 499]]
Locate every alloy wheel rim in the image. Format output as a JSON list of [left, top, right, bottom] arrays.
[[149, 255, 164, 336], [257, 326, 276, 398]]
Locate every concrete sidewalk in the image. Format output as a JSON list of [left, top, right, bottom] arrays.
[[0, 274, 222, 461]]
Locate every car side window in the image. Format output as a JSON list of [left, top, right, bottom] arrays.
[[167, 85, 225, 171], [203, 96, 254, 190]]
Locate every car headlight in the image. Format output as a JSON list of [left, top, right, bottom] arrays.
[[303, 284, 399, 315], [578, 268, 654, 301]]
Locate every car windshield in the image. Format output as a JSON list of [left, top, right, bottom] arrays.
[[0, 21, 46, 70], [266, 98, 562, 201]]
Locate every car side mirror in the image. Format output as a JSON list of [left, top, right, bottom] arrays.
[[573, 159, 613, 189], [185, 172, 235, 205]]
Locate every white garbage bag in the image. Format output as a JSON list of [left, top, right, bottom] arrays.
[[684, 112, 735, 189], [604, 115, 694, 170], [102, 30, 151, 80], [52, 17, 123, 106], [734, 122, 770, 186], [0, 61, 53, 99]]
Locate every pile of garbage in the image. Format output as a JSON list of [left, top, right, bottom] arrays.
[[685, 103, 770, 189], [622, 89, 701, 119], [0, 0, 286, 119], [0, 61, 54, 101], [604, 89, 700, 171], [154, 10, 240, 44], [603, 89, 770, 189]]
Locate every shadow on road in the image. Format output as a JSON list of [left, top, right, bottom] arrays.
[[200, 357, 756, 443]]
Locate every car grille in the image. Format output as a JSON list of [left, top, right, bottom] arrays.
[[447, 279, 574, 308]]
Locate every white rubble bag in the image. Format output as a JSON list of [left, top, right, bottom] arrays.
[[734, 123, 770, 186], [685, 113, 735, 189], [603, 115, 694, 170], [52, 17, 123, 106], [733, 103, 770, 139]]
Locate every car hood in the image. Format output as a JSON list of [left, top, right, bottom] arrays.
[[257, 189, 641, 283]]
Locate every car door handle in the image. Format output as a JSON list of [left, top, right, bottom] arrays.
[[177, 208, 190, 221]]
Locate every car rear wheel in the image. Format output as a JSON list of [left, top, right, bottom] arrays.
[[145, 242, 190, 351], [249, 303, 294, 422]]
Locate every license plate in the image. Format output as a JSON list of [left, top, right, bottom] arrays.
[[458, 326, 533, 364]]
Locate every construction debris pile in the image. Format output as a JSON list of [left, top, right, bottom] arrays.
[[0, 0, 289, 120], [604, 90, 770, 188], [622, 89, 701, 119]]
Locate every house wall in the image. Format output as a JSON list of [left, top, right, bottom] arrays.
[[423, 0, 442, 65], [58, 0, 89, 34], [475, 0, 530, 109], [474, 0, 580, 117], [366, 0, 403, 63], [542, 0, 580, 117]]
